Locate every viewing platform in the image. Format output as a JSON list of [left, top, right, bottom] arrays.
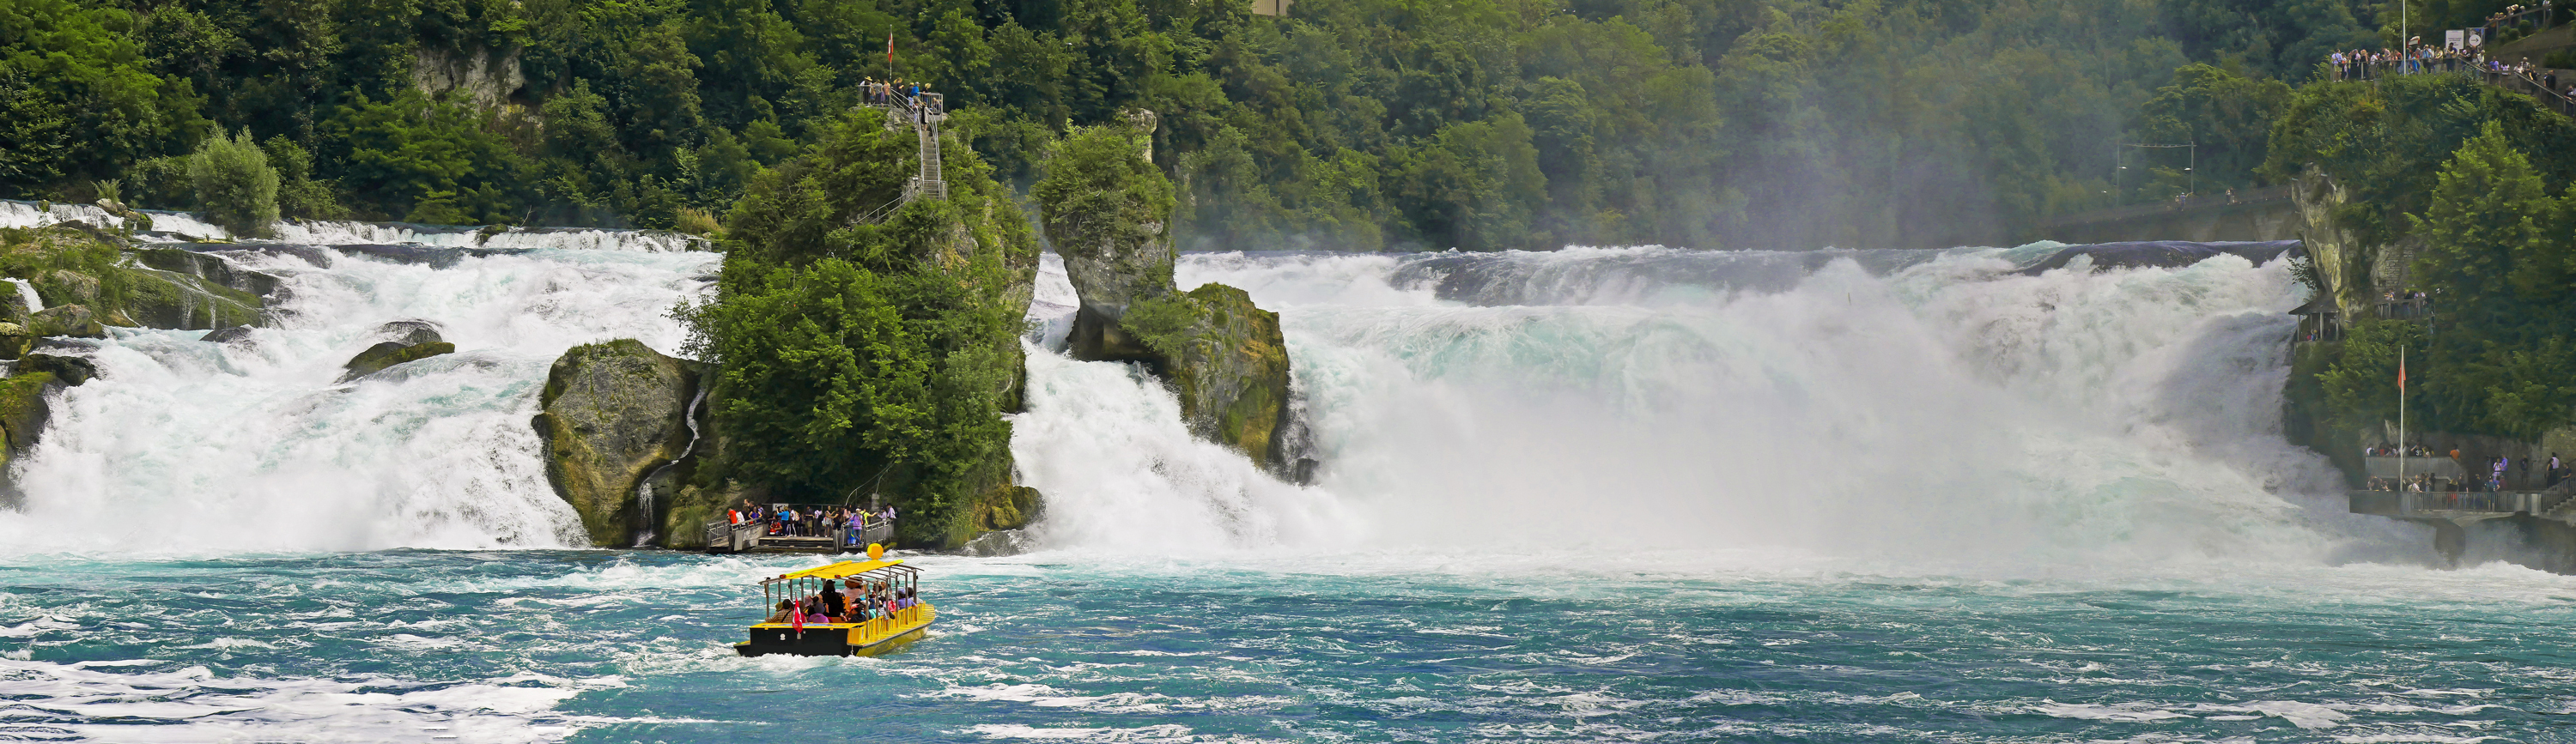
[[704, 508, 896, 554], [2348, 489, 2573, 522]]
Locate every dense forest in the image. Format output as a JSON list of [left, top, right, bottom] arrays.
[[3, 0, 2421, 251]]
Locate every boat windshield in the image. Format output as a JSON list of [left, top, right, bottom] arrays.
[[759, 560, 922, 625]]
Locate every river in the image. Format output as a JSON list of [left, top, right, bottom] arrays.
[[0, 212, 2551, 742]]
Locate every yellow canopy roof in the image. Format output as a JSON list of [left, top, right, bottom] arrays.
[[769, 559, 908, 583]]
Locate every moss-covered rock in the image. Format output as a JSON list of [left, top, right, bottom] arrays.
[[16, 354, 97, 386], [0, 371, 58, 451], [338, 341, 456, 381], [532, 339, 700, 547], [1121, 284, 1295, 469], [121, 267, 264, 330], [137, 248, 283, 298], [1034, 124, 1179, 362], [0, 324, 30, 360], [0, 284, 26, 328], [28, 305, 104, 338]]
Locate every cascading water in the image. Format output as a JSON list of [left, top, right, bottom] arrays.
[[0, 224, 717, 553], [1011, 245, 2406, 565], [632, 384, 711, 547], [4, 278, 39, 315]]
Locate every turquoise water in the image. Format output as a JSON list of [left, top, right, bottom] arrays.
[[6, 548, 2571, 742], [0, 242, 2542, 741]]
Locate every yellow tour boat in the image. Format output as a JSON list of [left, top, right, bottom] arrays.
[[736, 545, 937, 657]]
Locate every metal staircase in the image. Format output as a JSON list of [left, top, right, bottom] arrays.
[[846, 92, 950, 226], [914, 117, 946, 202]]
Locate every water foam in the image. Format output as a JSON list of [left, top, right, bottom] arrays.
[[1009, 245, 2396, 565], [0, 248, 717, 553]]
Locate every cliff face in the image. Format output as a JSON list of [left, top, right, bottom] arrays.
[[532, 339, 700, 547], [2290, 165, 2374, 318]]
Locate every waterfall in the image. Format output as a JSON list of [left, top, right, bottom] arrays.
[[5, 278, 39, 315], [631, 381, 712, 547], [0, 227, 718, 553], [1009, 245, 2388, 563]]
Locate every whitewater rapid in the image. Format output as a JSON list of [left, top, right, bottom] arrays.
[[0, 213, 716, 553], [1011, 245, 2413, 566]]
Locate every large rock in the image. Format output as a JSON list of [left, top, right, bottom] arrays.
[[1036, 123, 1179, 361], [16, 354, 97, 386], [137, 248, 285, 298], [338, 341, 456, 381], [27, 305, 104, 339], [1119, 284, 1296, 469], [122, 268, 265, 330], [531, 339, 700, 547], [0, 369, 57, 501], [374, 319, 443, 346], [2292, 164, 2377, 318], [0, 324, 30, 360], [1036, 124, 1295, 472]]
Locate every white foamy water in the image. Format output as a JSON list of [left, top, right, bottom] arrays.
[[5, 278, 39, 315], [1010, 246, 2411, 566], [0, 246, 717, 552], [4, 200, 704, 251]]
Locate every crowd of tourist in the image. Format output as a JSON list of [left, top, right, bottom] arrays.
[[2328, 45, 2576, 100], [773, 577, 923, 626], [2360, 449, 2572, 493], [728, 501, 896, 541]]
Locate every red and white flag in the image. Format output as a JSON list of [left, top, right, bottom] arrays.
[[887, 33, 896, 65], [2398, 360, 2407, 391]]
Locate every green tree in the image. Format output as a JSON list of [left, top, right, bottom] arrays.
[[1031, 124, 1176, 263], [690, 112, 1034, 545], [2412, 122, 2551, 331], [321, 91, 531, 223], [2129, 64, 2290, 197], [0, 0, 204, 195], [188, 128, 280, 238]]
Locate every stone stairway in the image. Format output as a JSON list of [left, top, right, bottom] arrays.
[[2535, 479, 2576, 522]]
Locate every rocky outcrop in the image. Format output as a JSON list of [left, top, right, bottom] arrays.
[[17, 354, 98, 386], [2292, 164, 2378, 318], [531, 339, 700, 547], [0, 370, 53, 500], [339, 341, 456, 381], [1120, 285, 1296, 469], [123, 268, 264, 330], [374, 319, 443, 346], [412, 45, 526, 112], [0, 358, 89, 501], [28, 306, 103, 339], [0, 324, 29, 360], [1, 227, 277, 335], [1037, 124, 1297, 473], [137, 248, 283, 298], [200, 325, 255, 344]]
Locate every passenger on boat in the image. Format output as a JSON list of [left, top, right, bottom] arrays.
[[820, 581, 846, 618]]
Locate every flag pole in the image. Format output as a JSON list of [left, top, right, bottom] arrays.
[[2399, 343, 2408, 493]]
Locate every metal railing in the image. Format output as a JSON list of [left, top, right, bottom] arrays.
[[703, 505, 897, 553]]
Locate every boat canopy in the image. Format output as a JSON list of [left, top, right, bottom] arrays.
[[769, 559, 911, 584]]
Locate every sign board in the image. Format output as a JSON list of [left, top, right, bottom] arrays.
[[2469, 28, 2485, 48], [2447, 29, 2465, 50]]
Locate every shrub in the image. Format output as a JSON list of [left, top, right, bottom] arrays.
[[187, 129, 278, 238]]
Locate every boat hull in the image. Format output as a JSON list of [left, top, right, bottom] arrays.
[[733, 606, 936, 657]]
